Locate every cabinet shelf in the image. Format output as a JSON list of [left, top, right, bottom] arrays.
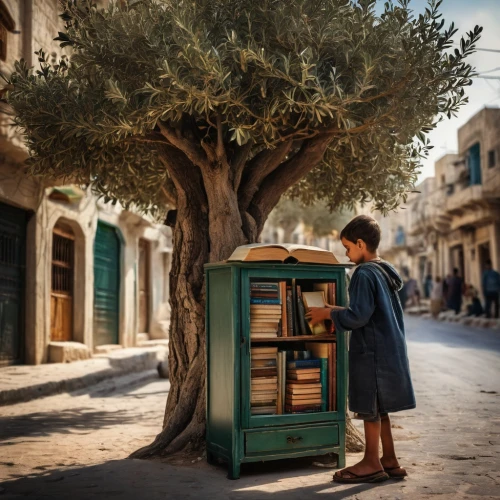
[[250, 335, 336, 343]]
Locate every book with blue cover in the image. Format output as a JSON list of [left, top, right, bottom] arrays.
[[287, 359, 321, 369]]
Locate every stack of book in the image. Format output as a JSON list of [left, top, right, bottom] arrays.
[[251, 347, 278, 415], [250, 282, 284, 338], [285, 359, 323, 413]]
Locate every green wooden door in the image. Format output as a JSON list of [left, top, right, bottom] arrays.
[[93, 222, 120, 346], [0, 202, 27, 364]]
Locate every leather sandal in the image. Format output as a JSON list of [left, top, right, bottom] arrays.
[[384, 466, 407, 478], [333, 469, 389, 484]]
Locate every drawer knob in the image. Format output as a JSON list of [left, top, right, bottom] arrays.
[[287, 436, 303, 444]]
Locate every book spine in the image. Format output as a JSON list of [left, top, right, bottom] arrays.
[[250, 298, 281, 305], [287, 359, 321, 369], [291, 279, 298, 336], [286, 287, 293, 336], [280, 282, 287, 337], [276, 353, 283, 415], [281, 352, 286, 412], [320, 358, 328, 412], [296, 286, 313, 335], [328, 343, 333, 411], [285, 404, 322, 411], [332, 343, 337, 411], [251, 283, 279, 289]]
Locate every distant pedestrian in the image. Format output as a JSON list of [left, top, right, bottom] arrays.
[[446, 268, 464, 315], [443, 274, 450, 305], [482, 260, 500, 319], [464, 284, 483, 317], [430, 276, 444, 318], [406, 277, 418, 307], [424, 274, 433, 299]]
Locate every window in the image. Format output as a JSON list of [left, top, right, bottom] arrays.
[[441, 174, 446, 187], [488, 149, 496, 168], [466, 143, 481, 185]]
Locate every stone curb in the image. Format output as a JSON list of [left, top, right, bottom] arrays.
[[0, 347, 167, 407]]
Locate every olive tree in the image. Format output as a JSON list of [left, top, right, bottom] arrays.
[[6, 0, 480, 457]]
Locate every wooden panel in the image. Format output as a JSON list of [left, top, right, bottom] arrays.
[[245, 424, 339, 455], [206, 267, 240, 465], [0, 203, 26, 364], [50, 294, 73, 342], [93, 223, 120, 346], [50, 232, 74, 341], [138, 239, 150, 333]]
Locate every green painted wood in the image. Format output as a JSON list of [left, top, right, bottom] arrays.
[[93, 222, 120, 346], [245, 423, 339, 454], [241, 445, 341, 463], [0, 203, 27, 364], [205, 262, 349, 479], [205, 266, 241, 475]]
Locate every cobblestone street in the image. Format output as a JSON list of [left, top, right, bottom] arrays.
[[1, 316, 499, 499]]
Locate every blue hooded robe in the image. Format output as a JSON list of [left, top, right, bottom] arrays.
[[330, 261, 416, 416]]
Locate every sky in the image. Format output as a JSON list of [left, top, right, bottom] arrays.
[[377, 0, 500, 182]]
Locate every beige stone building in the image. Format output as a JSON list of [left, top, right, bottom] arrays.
[[0, 0, 172, 366], [377, 107, 500, 303]]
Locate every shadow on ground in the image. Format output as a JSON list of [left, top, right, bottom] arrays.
[[0, 457, 394, 500], [0, 408, 139, 442]]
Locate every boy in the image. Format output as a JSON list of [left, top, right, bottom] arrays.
[[306, 215, 415, 484]]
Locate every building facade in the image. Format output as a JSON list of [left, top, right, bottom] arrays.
[[377, 107, 500, 303], [0, 0, 172, 366]]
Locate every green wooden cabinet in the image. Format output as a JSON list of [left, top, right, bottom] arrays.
[[205, 262, 349, 479]]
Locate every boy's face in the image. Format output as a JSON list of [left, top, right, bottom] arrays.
[[341, 237, 365, 264]]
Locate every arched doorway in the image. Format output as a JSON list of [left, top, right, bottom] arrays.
[[50, 223, 75, 341], [93, 222, 121, 346]]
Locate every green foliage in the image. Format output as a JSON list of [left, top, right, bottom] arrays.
[[6, 0, 481, 213]]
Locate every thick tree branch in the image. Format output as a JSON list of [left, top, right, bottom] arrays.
[[157, 144, 207, 206], [161, 186, 177, 207], [248, 135, 332, 232], [157, 121, 210, 170], [238, 141, 293, 212], [231, 140, 253, 190], [215, 114, 227, 164]]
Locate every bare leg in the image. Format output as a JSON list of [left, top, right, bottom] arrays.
[[335, 420, 383, 477], [380, 414, 400, 469]]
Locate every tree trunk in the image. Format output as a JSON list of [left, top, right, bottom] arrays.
[[130, 170, 247, 459], [130, 153, 364, 459], [130, 177, 211, 457]]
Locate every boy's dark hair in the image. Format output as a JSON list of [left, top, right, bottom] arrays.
[[340, 215, 381, 252]]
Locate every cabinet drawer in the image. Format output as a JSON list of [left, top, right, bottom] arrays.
[[245, 424, 338, 454]]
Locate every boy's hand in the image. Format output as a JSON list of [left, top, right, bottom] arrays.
[[305, 307, 332, 325]]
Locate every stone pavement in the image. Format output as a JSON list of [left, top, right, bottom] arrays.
[[0, 316, 499, 499], [0, 346, 168, 406], [405, 301, 500, 330]]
